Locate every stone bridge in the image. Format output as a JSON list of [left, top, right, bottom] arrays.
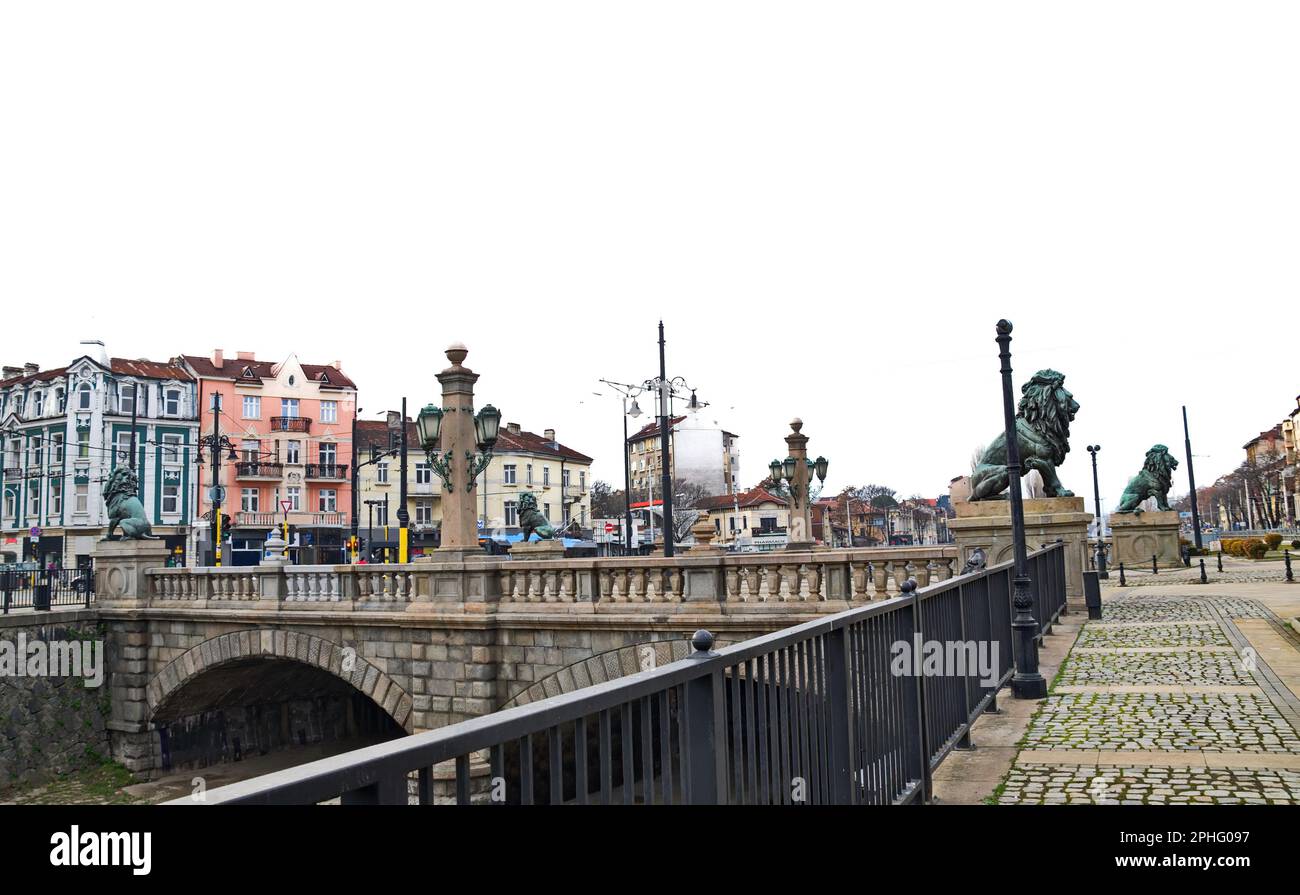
[[80, 540, 959, 775]]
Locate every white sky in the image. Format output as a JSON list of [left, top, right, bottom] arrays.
[[2, 2, 1297, 518]]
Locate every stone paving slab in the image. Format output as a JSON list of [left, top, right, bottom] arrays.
[[1054, 685, 1259, 695], [1076, 622, 1229, 648], [1058, 650, 1256, 686], [1016, 750, 1300, 770], [1021, 692, 1300, 753], [997, 763, 1300, 804]]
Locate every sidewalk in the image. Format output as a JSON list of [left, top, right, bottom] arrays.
[[933, 571, 1300, 804]]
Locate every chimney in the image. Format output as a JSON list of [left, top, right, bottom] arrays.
[[80, 340, 109, 366], [237, 351, 255, 361], [24, 362, 39, 375], [2, 366, 22, 380], [506, 422, 521, 435], [211, 348, 224, 368], [544, 428, 556, 443], [330, 359, 342, 370]]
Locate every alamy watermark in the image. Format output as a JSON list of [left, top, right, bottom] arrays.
[[0, 633, 105, 688], [890, 634, 999, 688]]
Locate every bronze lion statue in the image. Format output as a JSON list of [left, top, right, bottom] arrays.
[[517, 492, 556, 541], [1113, 444, 1178, 514], [103, 466, 156, 540], [969, 369, 1079, 501]]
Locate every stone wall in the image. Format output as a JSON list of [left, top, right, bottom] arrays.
[[0, 610, 112, 790]]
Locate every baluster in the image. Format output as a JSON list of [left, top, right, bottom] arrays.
[[667, 568, 683, 602], [724, 567, 739, 602], [915, 559, 932, 588], [597, 569, 612, 603], [645, 569, 660, 602], [935, 557, 953, 581], [757, 567, 772, 601], [559, 570, 574, 602], [737, 566, 752, 601], [890, 560, 909, 594], [873, 562, 889, 599], [541, 571, 555, 602], [527, 571, 542, 602], [806, 564, 822, 601], [357, 570, 371, 599]]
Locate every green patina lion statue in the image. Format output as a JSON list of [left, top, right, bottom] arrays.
[[103, 466, 156, 540], [969, 369, 1080, 500], [517, 492, 557, 541], [1114, 444, 1178, 514]]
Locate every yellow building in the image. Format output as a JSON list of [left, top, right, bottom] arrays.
[[353, 418, 440, 559], [477, 423, 593, 534]]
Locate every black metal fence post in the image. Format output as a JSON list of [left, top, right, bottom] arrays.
[[1286, 550, 1294, 583], [1152, 554, 1158, 575], [824, 626, 854, 802], [1199, 558, 1207, 584], [900, 579, 932, 802], [1118, 562, 1126, 586], [683, 630, 726, 804], [1217, 551, 1223, 573]]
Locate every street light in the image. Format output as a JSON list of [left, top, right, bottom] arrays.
[[417, 402, 501, 492], [388, 401, 410, 563], [995, 320, 1047, 699], [1086, 444, 1108, 579]]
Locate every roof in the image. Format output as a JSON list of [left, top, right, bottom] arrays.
[[1243, 424, 1285, 450], [495, 427, 592, 463], [0, 356, 191, 389], [694, 486, 787, 511], [181, 354, 357, 389], [355, 419, 418, 450], [629, 416, 687, 441]]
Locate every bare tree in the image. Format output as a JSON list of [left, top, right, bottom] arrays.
[[671, 480, 712, 543]]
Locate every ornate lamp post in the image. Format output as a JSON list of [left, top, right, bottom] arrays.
[[1086, 444, 1108, 579], [768, 419, 828, 549], [387, 400, 410, 562], [195, 394, 239, 566], [995, 320, 1047, 699], [415, 344, 501, 558]]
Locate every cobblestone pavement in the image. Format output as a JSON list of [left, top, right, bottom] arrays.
[[1058, 651, 1257, 686], [995, 591, 1300, 805], [1075, 622, 1230, 648], [998, 764, 1300, 805], [1116, 569, 1291, 587]]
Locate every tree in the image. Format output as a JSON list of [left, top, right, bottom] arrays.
[[589, 480, 626, 519], [671, 480, 712, 543]]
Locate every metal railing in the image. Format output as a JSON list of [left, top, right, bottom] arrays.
[[270, 416, 312, 433], [235, 461, 285, 479], [177, 543, 1066, 805], [305, 463, 348, 480], [1, 567, 95, 613]]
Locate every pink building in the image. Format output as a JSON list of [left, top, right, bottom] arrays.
[[181, 350, 357, 565]]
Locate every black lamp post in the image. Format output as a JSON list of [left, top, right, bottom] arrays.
[[388, 399, 410, 562], [1183, 406, 1203, 550], [996, 320, 1047, 699], [1087, 444, 1108, 579]]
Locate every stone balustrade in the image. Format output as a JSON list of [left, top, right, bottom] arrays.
[[137, 546, 959, 613]]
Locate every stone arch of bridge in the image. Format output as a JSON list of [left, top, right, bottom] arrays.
[[500, 636, 737, 710], [145, 628, 413, 732]]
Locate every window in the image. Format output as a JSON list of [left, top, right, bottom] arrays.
[[55, 388, 65, 413], [30, 435, 43, 469], [119, 384, 135, 415], [242, 395, 260, 419], [162, 434, 182, 462], [504, 500, 518, 526], [415, 463, 430, 485], [375, 504, 389, 526], [32, 392, 44, 417], [28, 486, 39, 517], [319, 443, 337, 466], [563, 469, 571, 489], [286, 486, 301, 512], [320, 400, 337, 423], [318, 489, 337, 512], [580, 471, 586, 490], [503, 464, 516, 484], [209, 392, 222, 412], [115, 432, 133, 466], [165, 389, 181, 416], [162, 478, 179, 514], [281, 398, 299, 418], [4, 489, 15, 521], [544, 503, 551, 520], [74, 484, 87, 514], [77, 431, 89, 459], [241, 439, 260, 463], [241, 488, 259, 512], [526, 464, 533, 485], [285, 440, 301, 464], [377, 462, 389, 484], [416, 500, 432, 525], [4, 437, 17, 469], [78, 384, 92, 410], [543, 467, 550, 486], [52, 434, 64, 464]]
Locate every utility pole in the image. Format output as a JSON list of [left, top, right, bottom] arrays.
[[397, 397, 410, 562], [1183, 406, 1202, 550], [658, 321, 674, 558], [622, 398, 634, 552], [210, 394, 224, 567], [350, 410, 359, 563]]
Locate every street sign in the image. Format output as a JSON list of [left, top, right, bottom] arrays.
[[280, 500, 292, 515], [29, 527, 40, 539], [208, 486, 226, 504], [604, 522, 615, 533]]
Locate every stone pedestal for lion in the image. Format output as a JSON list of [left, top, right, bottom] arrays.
[[948, 497, 1092, 606], [1109, 510, 1181, 570], [509, 539, 567, 559], [93, 538, 171, 608]]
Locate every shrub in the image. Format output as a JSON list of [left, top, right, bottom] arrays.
[[1265, 533, 1283, 550], [1291, 539, 1300, 550], [1242, 538, 1267, 560]]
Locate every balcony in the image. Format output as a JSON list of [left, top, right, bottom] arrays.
[[270, 416, 312, 433], [235, 461, 284, 479], [238, 511, 347, 527], [305, 463, 348, 481]]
